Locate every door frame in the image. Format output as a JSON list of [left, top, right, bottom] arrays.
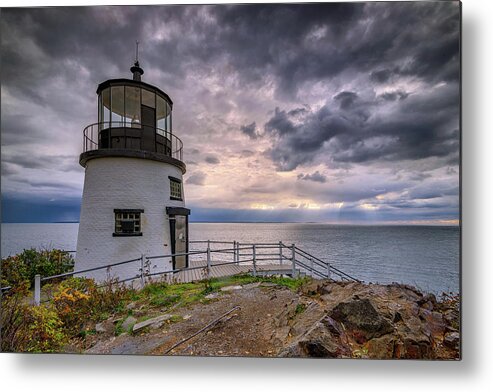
[[166, 207, 191, 270]]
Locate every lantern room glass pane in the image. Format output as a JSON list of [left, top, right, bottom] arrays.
[[142, 89, 155, 108], [156, 96, 166, 131], [102, 88, 111, 128], [111, 86, 124, 126], [125, 86, 141, 128], [166, 113, 172, 133], [98, 94, 102, 124]]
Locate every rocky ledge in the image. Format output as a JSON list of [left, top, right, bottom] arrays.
[[276, 280, 460, 359], [81, 278, 460, 359]]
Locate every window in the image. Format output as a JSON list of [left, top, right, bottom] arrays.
[[101, 88, 111, 128], [111, 86, 124, 126], [169, 177, 182, 200], [113, 209, 144, 236], [125, 86, 141, 128], [142, 88, 155, 108]]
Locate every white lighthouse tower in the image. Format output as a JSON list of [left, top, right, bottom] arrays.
[[75, 59, 190, 283]]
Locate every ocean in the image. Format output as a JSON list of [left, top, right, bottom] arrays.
[[1, 223, 460, 294]]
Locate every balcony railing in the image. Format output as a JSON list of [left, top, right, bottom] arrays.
[[83, 122, 183, 161]]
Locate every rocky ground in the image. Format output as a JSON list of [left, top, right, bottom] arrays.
[[76, 279, 460, 359]]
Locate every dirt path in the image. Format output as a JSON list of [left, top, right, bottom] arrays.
[[86, 283, 298, 356]]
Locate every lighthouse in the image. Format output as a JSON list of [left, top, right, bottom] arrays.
[[75, 59, 190, 283]]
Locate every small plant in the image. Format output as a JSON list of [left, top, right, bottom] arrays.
[[114, 319, 125, 336], [202, 278, 214, 295], [295, 303, 306, 315], [51, 277, 134, 335], [52, 280, 92, 335]]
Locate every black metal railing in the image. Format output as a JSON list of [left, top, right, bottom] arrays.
[[82, 121, 183, 161], [1, 241, 359, 305]]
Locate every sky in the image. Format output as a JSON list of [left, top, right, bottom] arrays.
[[0, 1, 460, 224]]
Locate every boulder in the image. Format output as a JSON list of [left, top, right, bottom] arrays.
[[220, 285, 243, 292], [279, 317, 351, 358], [419, 309, 446, 337], [243, 282, 261, 289], [95, 322, 106, 333], [443, 332, 460, 350], [330, 298, 394, 342], [417, 293, 437, 309], [443, 309, 459, 329], [121, 316, 137, 332], [300, 281, 330, 296], [394, 336, 434, 359], [366, 334, 397, 359], [132, 314, 173, 333]]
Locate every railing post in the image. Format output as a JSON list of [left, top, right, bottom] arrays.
[[34, 274, 41, 306], [140, 254, 145, 287], [252, 244, 257, 277], [236, 241, 240, 265], [291, 244, 296, 278], [207, 241, 211, 279], [233, 241, 237, 264], [279, 241, 283, 265]]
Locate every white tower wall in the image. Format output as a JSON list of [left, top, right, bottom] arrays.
[[75, 157, 185, 283]]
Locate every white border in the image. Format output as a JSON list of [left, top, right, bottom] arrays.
[[2, 0, 493, 391]]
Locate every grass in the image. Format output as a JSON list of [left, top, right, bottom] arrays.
[[134, 274, 310, 313], [132, 274, 309, 320]]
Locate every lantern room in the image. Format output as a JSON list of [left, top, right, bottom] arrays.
[[81, 61, 183, 165]]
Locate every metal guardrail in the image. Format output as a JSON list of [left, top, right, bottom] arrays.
[[83, 121, 184, 161], [1, 240, 359, 305]]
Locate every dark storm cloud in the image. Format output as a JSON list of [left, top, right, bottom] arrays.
[[1, 2, 460, 103], [186, 171, 207, 186], [240, 122, 259, 139], [209, 1, 459, 98], [333, 91, 358, 110], [264, 80, 459, 171], [378, 91, 410, 102], [370, 69, 394, 84], [297, 171, 327, 183], [240, 150, 255, 158], [2, 153, 81, 173], [205, 155, 220, 165]]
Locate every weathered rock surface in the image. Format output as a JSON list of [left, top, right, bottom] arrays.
[[443, 332, 460, 350], [330, 298, 394, 342], [132, 314, 173, 333], [121, 316, 137, 332], [220, 285, 243, 292], [276, 281, 459, 359]]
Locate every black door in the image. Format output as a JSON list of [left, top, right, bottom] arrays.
[[141, 104, 156, 152], [169, 215, 189, 270], [167, 207, 191, 270]]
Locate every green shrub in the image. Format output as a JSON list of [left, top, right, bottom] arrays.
[[0, 283, 67, 352], [1, 248, 74, 288], [52, 277, 134, 334], [24, 305, 67, 352]]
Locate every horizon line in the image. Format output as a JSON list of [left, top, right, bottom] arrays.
[[2, 220, 460, 226]]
